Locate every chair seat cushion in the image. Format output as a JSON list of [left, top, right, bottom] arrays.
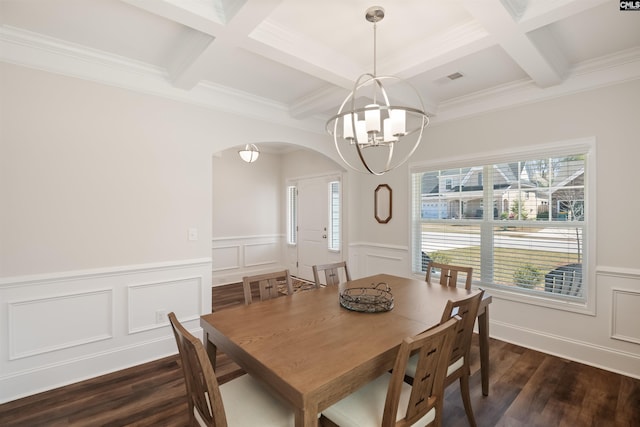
[[217, 374, 295, 426], [322, 372, 436, 427], [405, 354, 464, 379]]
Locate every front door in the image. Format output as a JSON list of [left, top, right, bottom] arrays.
[[297, 177, 329, 281]]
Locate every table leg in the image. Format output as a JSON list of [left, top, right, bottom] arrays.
[[478, 304, 490, 396], [294, 404, 318, 427], [204, 331, 217, 370]]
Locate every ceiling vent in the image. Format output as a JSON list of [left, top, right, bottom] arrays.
[[447, 72, 464, 81]]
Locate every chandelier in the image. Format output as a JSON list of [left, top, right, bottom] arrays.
[[326, 6, 429, 175], [238, 144, 260, 163]]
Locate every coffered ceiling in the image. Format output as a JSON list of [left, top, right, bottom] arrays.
[[1, 0, 639, 133]]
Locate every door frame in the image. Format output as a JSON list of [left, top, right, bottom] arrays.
[[284, 171, 347, 280]]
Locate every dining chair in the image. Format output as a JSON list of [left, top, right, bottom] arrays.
[[242, 269, 293, 305], [404, 290, 485, 427], [426, 261, 473, 290], [312, 261, 351, 288], [321, 316, 460, 427], [168, 312, 294, 427]]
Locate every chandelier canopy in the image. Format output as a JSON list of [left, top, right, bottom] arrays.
[[326, 6, 429, 175]]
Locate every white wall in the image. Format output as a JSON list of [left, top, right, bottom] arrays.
[[0, 63, 333, 403], [213, 148, 283, 238], [351, 79, 640, 378], [211, 146, 346, 285], [211, 148, 284, 284], [1, 59, 638, 403]]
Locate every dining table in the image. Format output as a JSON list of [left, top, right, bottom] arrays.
[[200, 273, 492, 427]]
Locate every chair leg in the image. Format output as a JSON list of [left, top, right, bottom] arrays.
[[459, 374, 477, 427]]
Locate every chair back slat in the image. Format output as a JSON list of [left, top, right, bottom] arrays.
[[312, 261, 351, 287], [426, 261, 473, 290], [382, 316, 460, 427], [168, 312, 228, 427], [439, 291, 484, 374], [242, 270, 293, 304]]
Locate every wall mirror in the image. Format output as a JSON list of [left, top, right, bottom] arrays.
[[374, 184, 392, 224]]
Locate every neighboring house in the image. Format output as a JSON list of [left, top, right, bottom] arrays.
[[421, 161, 584, 221]]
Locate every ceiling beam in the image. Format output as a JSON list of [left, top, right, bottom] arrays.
[[461, 0, 568, 88], [122, 0, 225, 34], [124, 0, 284, 90]]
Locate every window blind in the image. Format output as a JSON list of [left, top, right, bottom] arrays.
[[411, 154, 587, 300], [328, 181, 341, 251], [286, 185, 297, 245]]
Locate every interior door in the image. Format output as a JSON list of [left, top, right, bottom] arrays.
[[297, 177, 329, 281]]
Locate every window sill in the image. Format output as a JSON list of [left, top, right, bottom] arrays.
[[478, 285, 595, 316]]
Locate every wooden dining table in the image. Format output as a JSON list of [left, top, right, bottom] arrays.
[[200, 273, 492, 427]]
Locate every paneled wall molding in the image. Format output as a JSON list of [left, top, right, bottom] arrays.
[[212, 234, 282, 242], [611, 288, 640, 345], [243, 241, 279, 267], [596, 265, 640, 279], [348, 242, 410, 279], [8, 288, 114, 360], [349, 241, 409, 251], [0, 259, 212, 404], [0, 258, 212, 289], [127, 276, 203, 334], [212, 235, 285, 285], [211, 245, 241, 272]]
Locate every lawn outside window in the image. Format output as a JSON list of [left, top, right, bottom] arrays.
[[410, 139, 595, 313]]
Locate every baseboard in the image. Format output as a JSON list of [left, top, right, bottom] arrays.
[[0, 325, 203, 404], [491, 320, 640, 380]]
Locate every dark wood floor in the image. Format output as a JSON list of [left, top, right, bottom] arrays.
[[1, 282, 639, 426]]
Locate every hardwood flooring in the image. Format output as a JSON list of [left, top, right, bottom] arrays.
[[1, 282, 638, 426]]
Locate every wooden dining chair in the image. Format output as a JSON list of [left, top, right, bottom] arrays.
[[312, 261, 351, 288], [321, 316, 460, 427], [242, 269, 293, 305], [404, 290, 485, 427], [168, 312, 294, 427], [426, 261, 473, 290]]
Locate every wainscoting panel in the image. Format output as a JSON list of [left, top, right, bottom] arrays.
[[0, 258, 211, 404], [244, 241, 279, 267], [612, 288, 640, 344], [8, 289, 113, 360], [211, 245, 240, 272], [128, 276, 202, 334], [212, 235, 284, 285], [349, 242, 409, 279]]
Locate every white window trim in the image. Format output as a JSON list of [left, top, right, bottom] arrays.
[[408, 137, 596, 315]]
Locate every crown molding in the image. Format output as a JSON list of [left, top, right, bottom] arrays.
[[2, 25, 638, 129], [433, 46, 640, 123], [0, 25, 325, 134]]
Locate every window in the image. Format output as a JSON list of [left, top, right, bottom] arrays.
[[411, 144, 591, 306], [328, 181, 341, 251], [286, 185, 297, 245]]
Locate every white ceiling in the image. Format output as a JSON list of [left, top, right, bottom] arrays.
[[1, 0, 639, 136]]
